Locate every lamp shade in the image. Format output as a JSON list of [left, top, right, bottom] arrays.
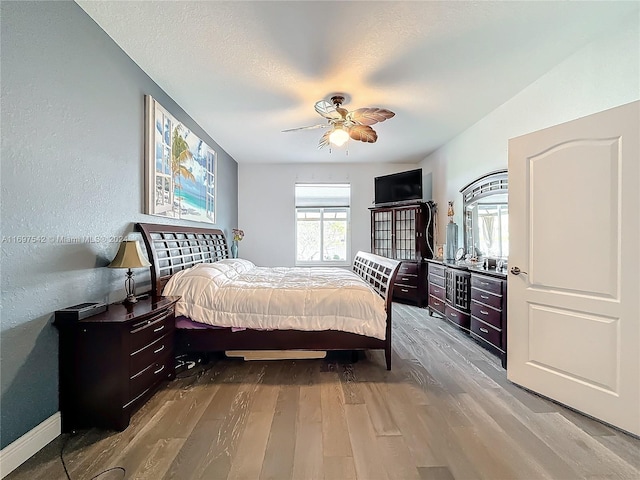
[[108, 240, 151, 269]]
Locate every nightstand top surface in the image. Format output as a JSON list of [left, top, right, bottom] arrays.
[[55, 296, 180, 325]]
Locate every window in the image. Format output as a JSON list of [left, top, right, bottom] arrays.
[[295, 184, 350, 265]]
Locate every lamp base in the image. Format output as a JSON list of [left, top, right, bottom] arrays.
[[123, 269, 138, 304], [123, 294, 138, 304]]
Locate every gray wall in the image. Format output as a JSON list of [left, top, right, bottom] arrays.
[[0, 1, 238, 448]]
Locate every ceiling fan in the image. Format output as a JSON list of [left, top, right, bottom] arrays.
[[282, 95, 395, 149]]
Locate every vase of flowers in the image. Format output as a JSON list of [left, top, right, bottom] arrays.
[[231, 228, 244, 258]]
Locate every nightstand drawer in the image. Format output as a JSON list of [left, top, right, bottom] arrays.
[[428, 283, 445, 300], [429, 296, 445, 315], [130, 333, 172, 377], [471, 275, 502, 295], [445, 305, 470, 330], [398, 262, 419, 275], [128, 352, 171, 406], [471, 301, 502, 330], [394, 284, 417, 299], [471, 318, 502, 350], [129, 308, 174, 353], [396, 273, 418, 287], [428, 273, 445, 288]]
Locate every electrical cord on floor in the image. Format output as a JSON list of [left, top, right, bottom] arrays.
[[60, 431, 126, 480], [60, 434, 73, 480], [175, 353, 216, 380], [89, 467, 126, 480]]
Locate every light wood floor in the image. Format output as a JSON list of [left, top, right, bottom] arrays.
[[8, 304, 640, 480]]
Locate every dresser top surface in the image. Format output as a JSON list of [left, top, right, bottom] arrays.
[[427, 259, 507, 280]]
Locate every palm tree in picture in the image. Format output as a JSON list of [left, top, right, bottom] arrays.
[[172, 125, 195, 218]]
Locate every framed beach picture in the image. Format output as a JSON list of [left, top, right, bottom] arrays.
[[144, 95, 216, 224]]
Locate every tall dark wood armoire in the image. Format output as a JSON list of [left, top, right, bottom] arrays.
[[370, 201, 435, 306]]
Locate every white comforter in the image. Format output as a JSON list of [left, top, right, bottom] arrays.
[[162, 259, 388, 339]]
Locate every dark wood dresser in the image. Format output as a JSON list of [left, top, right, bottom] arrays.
[[54, 296, 179, 431], [427, 260, 507, 367]]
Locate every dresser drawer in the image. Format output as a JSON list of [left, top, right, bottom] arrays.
[[471, 287, 503, 310], [429, 264, 445, 277], [428, 273, 445, 288], [471, 301, 502, 330], [471, 275, 502, 295], [129, 308, 174, 353], [398, 262, 419, 275], [128, 352, 171, 406], [444, 305, 470, 330], [130, 332, 173, 377], [428, 295, 445, 315], [396, 273, 418, 287], [471, 318, 502, 350], [428, 283, 445, 300]]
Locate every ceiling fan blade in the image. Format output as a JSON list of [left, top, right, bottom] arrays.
[[317, 130, 332, 149], [349, 125, 378, 143], [347, 108, 395, 126], [282, 124, 330, 132], [314, 100, 342, 120]]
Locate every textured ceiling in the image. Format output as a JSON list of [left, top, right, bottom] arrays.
[[76, 1, 637, 164]]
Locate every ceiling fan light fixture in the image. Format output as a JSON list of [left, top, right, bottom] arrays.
[[283, 93, 395, 150], [329, 127, 349, 147]]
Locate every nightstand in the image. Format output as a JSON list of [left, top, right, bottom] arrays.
[[54, 296, 180, 431]]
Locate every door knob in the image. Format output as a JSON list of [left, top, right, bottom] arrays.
[[510, 266, 528, 275]]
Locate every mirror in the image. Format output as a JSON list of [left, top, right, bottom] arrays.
[[460, 170, 508, 260]]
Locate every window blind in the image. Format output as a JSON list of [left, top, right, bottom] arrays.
[[294, 183, 351, 208]]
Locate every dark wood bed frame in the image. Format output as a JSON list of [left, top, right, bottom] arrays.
[[136, 223, 400, 369]]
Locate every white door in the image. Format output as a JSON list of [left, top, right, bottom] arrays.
[[508, 101, 639, 436]]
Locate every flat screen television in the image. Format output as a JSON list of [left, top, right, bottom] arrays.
[[374, 168, 423, 205]]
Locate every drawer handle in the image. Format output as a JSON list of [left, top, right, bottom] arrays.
[[433, 301, 440, 306], [401, 288, 409, 293], [153, 325, 165, 333], [131, 311, 170, 332], [480, 294, 489, 299], [479, 327, 489, 334], [434, 288, 440, 293], [450, 312, 457, 318], [480, 310, 489, 315], [402, 277, 409, 281], [480, 281, 489, 286], [154, 365, 165, 375], [154, 345, 165, 354]]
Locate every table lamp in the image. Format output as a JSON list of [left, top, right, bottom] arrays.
[[108, 240, 151, 304]]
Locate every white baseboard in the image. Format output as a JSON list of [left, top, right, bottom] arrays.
[[0, 412, 61, 479]]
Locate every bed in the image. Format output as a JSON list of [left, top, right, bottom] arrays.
[[136, 222, 400, 369]]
